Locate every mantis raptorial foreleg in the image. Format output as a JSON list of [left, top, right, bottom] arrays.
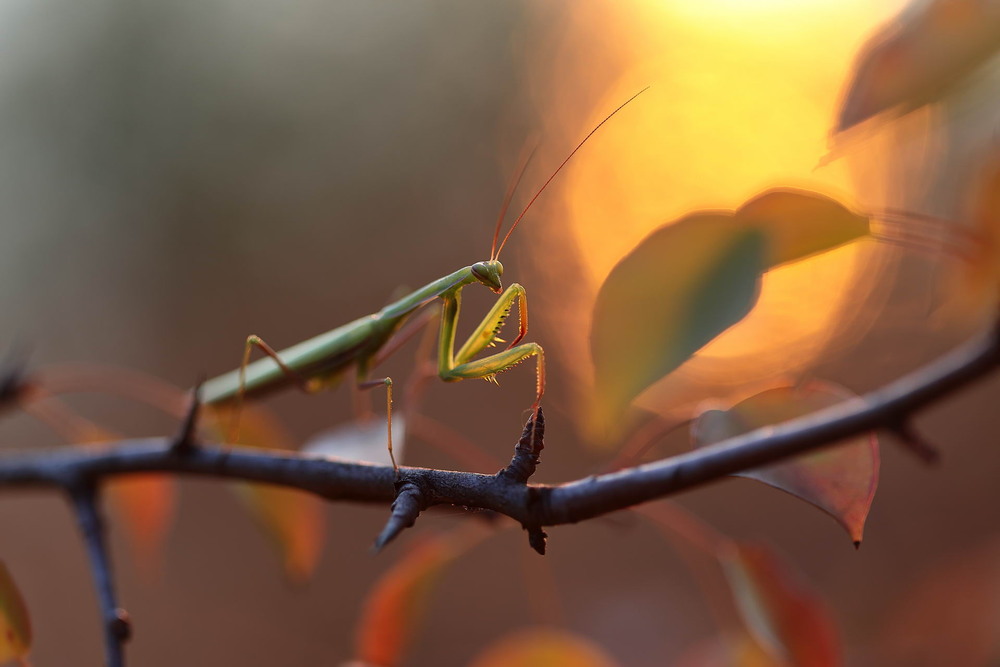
[[440, 282, 546, 409]]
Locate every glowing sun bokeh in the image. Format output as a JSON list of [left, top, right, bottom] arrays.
[[524, 0, 910, 431]]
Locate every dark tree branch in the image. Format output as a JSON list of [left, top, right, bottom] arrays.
[[0, 317, 997, 667], [2, 319, 999, 667], [68, 481, 129, 667], [0, 320, 996, 533]]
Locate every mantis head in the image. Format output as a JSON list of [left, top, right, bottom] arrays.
[[471, 260, 504, 294]]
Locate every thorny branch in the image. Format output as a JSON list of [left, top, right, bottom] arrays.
[[1, 318, 1000, 665]]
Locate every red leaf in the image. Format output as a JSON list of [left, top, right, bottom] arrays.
[[693, 381, 879, 545], [720, 542, 841, 667]]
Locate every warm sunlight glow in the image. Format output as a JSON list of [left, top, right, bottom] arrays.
[[525, 0, 909, 425]]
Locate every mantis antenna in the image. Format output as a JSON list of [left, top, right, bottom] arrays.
[[491, 86, 650, 261]]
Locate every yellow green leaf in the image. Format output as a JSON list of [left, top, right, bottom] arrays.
[[590, 216, 766, 438], [0, 561, 31, 662], [468, 628, 620, 667], [692, 381, 879, 546], [736, 189, 869, 268]]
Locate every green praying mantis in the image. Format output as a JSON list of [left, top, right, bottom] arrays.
[[200, 90, 646, 470]]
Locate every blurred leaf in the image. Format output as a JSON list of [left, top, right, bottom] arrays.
[[736, 189, 870, 268], [354, 533, 467, 667], [676, 632, 786, 667], [64, 424, 177, 578], [468, 628, 620, 667], [106, 475, 176, 578], [692, 382, 879, 545], [877, 539, 1000, 666], [302, 416, 404, 467], [720, 542, 841, 667], [836, 0, 1000, 133], [590, 216, 766, 437], [0, 561, 31, 662], [206, 405, 325, 581], [589, 189, 869, 441]]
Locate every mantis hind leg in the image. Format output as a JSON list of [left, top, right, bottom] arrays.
[[229, 334, 322, 444]]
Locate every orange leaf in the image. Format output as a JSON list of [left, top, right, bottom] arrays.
[[353, 535, 459, 667], [206, 405, 326, 581], [106, 475, 176, 578], [0, 561, 31, 662], [468, 628, 620, 667], [692, 381, 878, 545], [720, 542, 841, 667]]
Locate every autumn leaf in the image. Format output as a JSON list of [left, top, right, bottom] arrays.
[[720, 542, 841, 667], [692, 381, 879, 546], [835, 0, 1000, 133], [353, 529, 486, 667], [0, 561, 31, 663], [468, 628, 620, 667], [105, 474, 176, 577], [205, 405, 325, 582]]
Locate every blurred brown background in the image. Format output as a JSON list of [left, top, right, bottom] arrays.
[[0, 1, 998, 665]]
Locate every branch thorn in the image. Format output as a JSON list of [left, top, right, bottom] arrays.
[[888, 420, 940, 464], [172, 382, 202, 454], [373, 478, 425, 552], [498, 407, 545, 484]]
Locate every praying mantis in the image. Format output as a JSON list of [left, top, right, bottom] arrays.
[[200, 90, 646, 470]]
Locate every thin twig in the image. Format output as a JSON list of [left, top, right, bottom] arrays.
[[67, 481, 129, 667]]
